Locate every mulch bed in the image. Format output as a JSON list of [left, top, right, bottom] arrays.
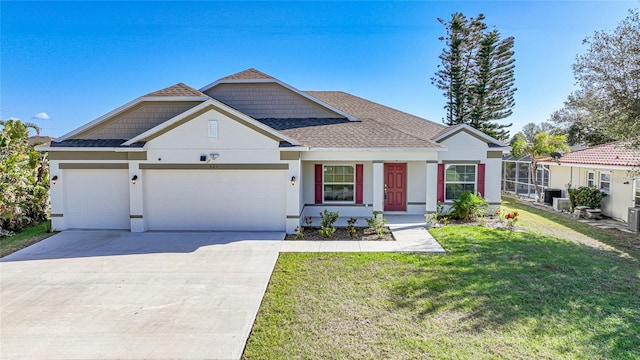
[[285, 227, 395, 241]]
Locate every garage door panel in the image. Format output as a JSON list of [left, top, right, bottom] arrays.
[[144, 170, 286, 231], [64, 169, 130, 229]]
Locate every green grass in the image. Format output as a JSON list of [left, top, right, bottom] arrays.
[[501, 195, 640, 260], [243, 207, 640, 359], [0, 221, 55, 258]]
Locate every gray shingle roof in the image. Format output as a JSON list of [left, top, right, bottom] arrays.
[[269, 91, 447, 148], [50, 139, 145, 148], [143, 83, 207, 97], [220, 68, 275, 81]]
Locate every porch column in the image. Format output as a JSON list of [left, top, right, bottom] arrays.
[[426, 161, 438, 213], [285, 159, 302, 234], [372, 161, 384, 213], [129, 161, 145, 232]]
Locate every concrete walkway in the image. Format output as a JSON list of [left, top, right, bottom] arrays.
[[280, 215, 446, 253]]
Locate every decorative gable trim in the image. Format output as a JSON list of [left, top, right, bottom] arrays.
[[432, 124, 508, 148], [122, 99, 300, 146]]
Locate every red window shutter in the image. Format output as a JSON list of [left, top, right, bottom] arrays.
[[355, 164, 363, 204], [315, 164, 323, 204], [477, 163, 486, 197], [437, 163, 445, 202]]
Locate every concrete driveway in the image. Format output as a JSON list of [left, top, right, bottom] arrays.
[[0, 230, 284, 360]]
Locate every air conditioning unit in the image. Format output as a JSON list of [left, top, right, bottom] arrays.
[[629, 207, 640, 233], [553, 198, 571, 212]]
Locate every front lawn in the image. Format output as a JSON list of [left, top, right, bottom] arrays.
[[244, 215, 639, 358], [0, 221, 54, 258]]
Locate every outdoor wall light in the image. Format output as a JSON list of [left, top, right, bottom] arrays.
[[51, 175, 58, 185], [291, 176, 296, 186], [131, 175, 138, 184]]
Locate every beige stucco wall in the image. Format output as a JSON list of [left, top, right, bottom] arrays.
[[548, 164, 636, 221], [205, 83, 342, 119], [77, 101, 201, 140]]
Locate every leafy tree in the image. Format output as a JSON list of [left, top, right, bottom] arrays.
[[519, 122, 557, 143], [552, 9, 640, 149], [549, 93, 615, 146], [0, 119, 49, 233], [510, 131, 569, 202], [432, 13, 516, 140]]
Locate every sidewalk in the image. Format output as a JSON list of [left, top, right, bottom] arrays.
[[279, 215, 446, 253]]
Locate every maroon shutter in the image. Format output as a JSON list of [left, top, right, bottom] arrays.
[[355, 164, 363, 204], [315, 164, 323, 204], [477, 163, 486, 197], [437, 163, 445, 203]]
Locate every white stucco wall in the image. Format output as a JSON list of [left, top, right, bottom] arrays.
[[145, 109, 281, 163], [437, 131, 503, 206]]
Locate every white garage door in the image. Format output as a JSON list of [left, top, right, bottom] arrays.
[[144, 170, 286, 231], [64, 169, 131, 229]]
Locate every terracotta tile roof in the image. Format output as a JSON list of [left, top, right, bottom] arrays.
[[220, 68, 275, 81], [286, 91, 447, 148], [143, 83, 207, 97], [544, 142, 640, 167]]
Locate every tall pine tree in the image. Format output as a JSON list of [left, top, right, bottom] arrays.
[[432, 13, 516, 140]]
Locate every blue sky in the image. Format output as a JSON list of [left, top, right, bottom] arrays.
[[1, 1, 637, 138]]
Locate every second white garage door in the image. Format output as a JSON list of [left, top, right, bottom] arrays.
[[143, 170, 286, 231]]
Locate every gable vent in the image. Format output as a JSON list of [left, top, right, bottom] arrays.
[[208, 120, 218, 138]]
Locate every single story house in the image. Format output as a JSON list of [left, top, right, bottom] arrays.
[[538, 142, 640, 222], [39, 68, 508, 233]]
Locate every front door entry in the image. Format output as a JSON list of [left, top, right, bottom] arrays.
[[384, 163, 406, 211]]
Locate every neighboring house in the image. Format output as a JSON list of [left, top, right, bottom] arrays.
[[539, 142, 640, 222], [38, 68, 508, 233], [28, 136, 55, 146]]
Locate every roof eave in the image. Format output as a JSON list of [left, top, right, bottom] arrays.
[[307, 147, 448, 152], [123, 99, 301, 147], [55, 96, 207, 142]]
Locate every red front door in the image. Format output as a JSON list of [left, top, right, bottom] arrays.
[[384, 163, 406, 211]]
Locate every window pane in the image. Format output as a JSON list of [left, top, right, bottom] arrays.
[[324, 185, 354, 201], [600, 173, 610, 182], [504, 162, 516, 180], [446, 167, 458, 181], [324, 165, 354, 184]]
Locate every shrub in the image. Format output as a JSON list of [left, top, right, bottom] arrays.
[[1, 120, 49, 233], [366, 210, 388, 239], [346, 217, 358, 238], [449, 191, 488, 221], [317, 226, 336, 238], [318, 210, 339, 238], [568, 186, 607, 209]]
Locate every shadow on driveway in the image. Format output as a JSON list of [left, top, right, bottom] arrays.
[[1, 230, 285, 262]]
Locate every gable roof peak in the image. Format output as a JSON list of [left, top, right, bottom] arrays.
[[143, 83, 208, 98], [220, 68, 275, 81]]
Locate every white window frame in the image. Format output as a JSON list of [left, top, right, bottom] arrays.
[[634, 179, 640, 207], [322, 164, 356, 204], [599, 171, 611, 194], [586, 170, 595, 188], [444, 164, 477, 201]]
